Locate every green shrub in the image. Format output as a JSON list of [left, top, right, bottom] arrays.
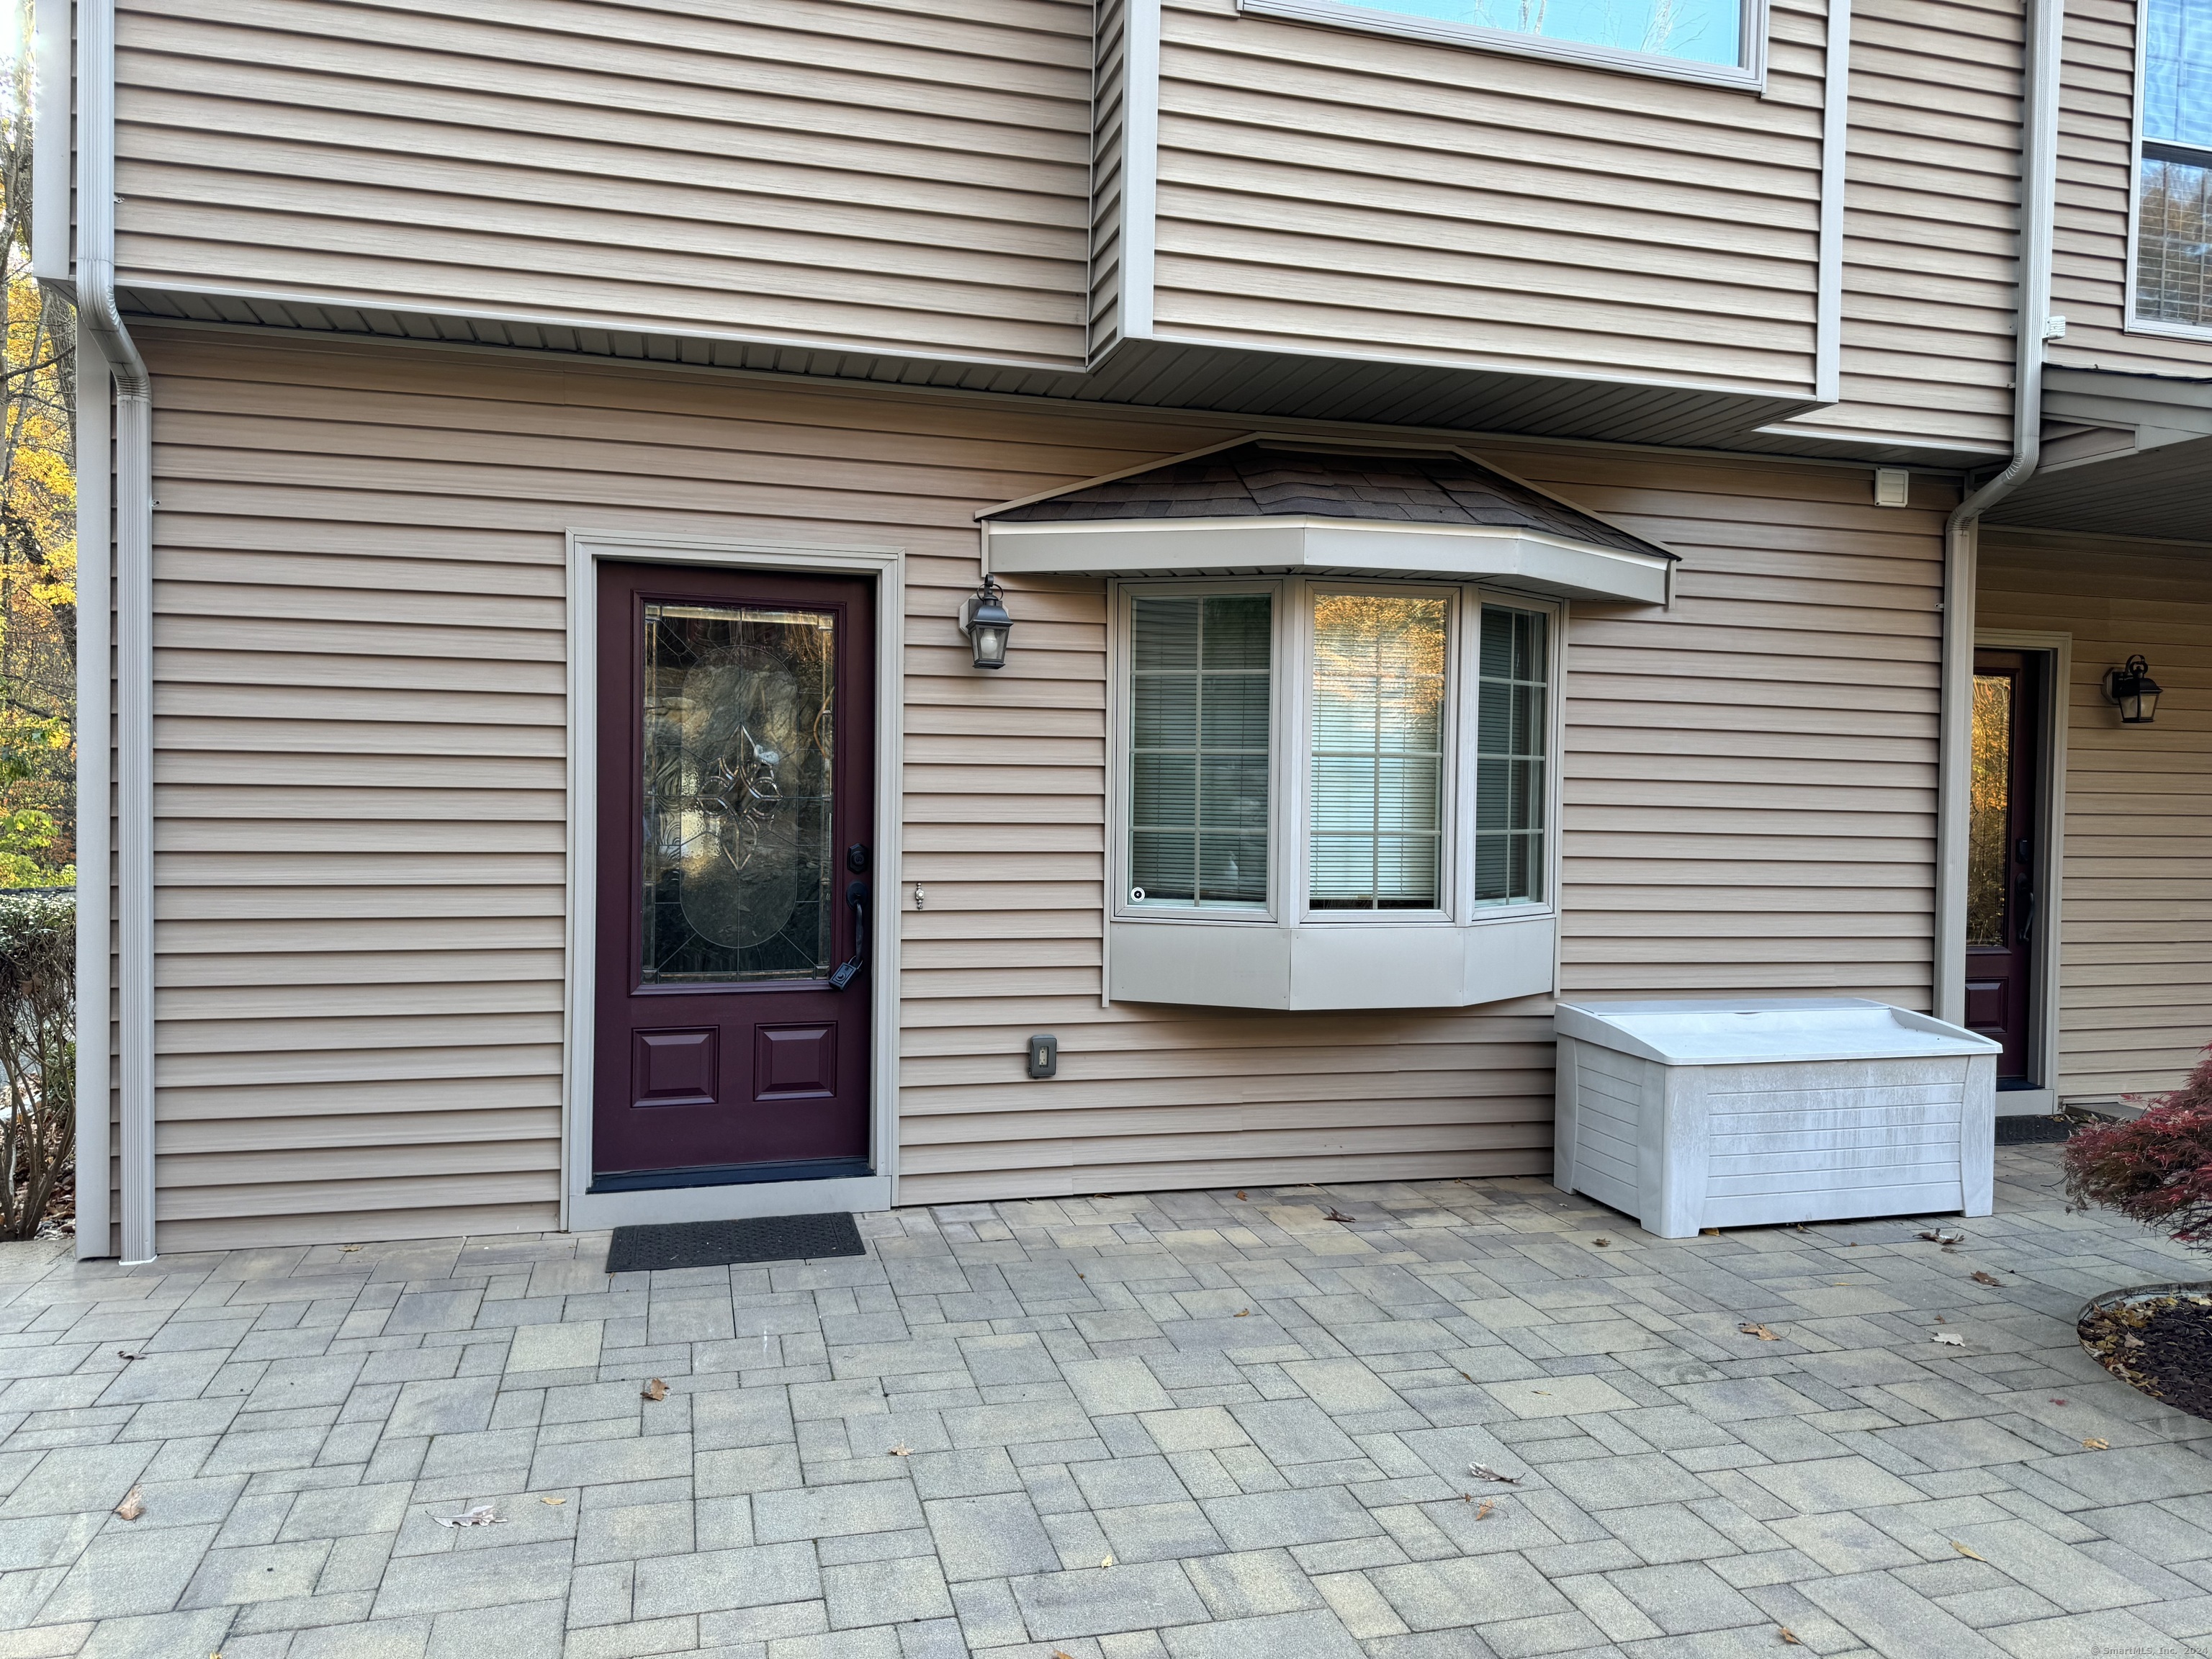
[[0, 889, 71, 1240]]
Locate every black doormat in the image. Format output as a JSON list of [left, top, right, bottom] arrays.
[[606, 1212, 866, 1273], [1996, 1115, 2076, 1145]]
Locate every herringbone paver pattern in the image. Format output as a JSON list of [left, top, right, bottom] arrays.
[[2, 1146, 2210, 1658]]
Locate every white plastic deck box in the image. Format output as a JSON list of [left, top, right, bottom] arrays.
[[1552, 998, 2001, 1238]]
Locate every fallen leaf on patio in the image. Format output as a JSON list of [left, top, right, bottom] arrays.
[[1917, 1228, 1964, 1244], [1467, 1463, 1522, 1484], [432, 1505, 502, 1528], [1233, 1309, 1250, 1318], [1593, 1237, 1609, 1247], [1236, 1191, 1247, 1201], [889, 1444, 913, 1457], [1324, 1208, 1356, 1223], [541, 1497, 566, 1505], [2083, 1437, 2110, 1450], [114, 1485, 143, 1521], [2051, 1398, 2069, 1405], [1701, 1227, 1722, 1237], [1055, 1652, 1079, 1659], [342, 1244, 362, 1253], [1971, 1271, 2000, 1286], [1533, 1390, 1550, 1395], [1100, 1555, 1113, 1569], [1932, 1332, 1966, 1347], [1935, 1314, 1947, 1322], [116, 1349, 145, 1361], [1473, 1499, 1495, 1520], [641, 1379, 669, 1401], [1739, 1323, 1780, 1341], [1779, 1628, 1802, 1645], [1460, 1371, 1473, 1382], [1951, 1541, 1985, 1562]]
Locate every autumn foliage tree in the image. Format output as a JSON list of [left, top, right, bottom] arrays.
[[0, 0, 74, 891]]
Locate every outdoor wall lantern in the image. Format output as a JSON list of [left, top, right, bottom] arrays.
[[2105, 655, 2162, 724], [958, 576, 1013, 670]]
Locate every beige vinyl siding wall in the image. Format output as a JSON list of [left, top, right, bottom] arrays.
[[2050, 0, 2212, 373], [1141, 0, 1828, 397], [1779, 0, 2021, 454], [1980, 529, 2212, 1102], [115, 0, 1094, 366], [137, 326, 1943, 1244], [1529, 451, 1947, 1006]]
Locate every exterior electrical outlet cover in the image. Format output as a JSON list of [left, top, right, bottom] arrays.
[[1552, 999, 2000, 1238], [1027, 1035, 1058, 1079]]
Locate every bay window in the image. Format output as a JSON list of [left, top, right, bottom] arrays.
[[1108, 577, 1558, 1011]]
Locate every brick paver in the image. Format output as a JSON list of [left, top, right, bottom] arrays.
[[2, 1146, 2211, 1658]]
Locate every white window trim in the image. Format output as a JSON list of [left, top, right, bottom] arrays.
[[1105, 576, 1563, 1011], [2126, 0, 2212, 340], [1236, 0, 1769, 93]]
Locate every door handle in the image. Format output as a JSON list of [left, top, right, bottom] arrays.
[[830, 879, 870, 990], [2015, 881, 2035, 946]]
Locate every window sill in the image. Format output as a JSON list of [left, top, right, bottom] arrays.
[[1109, 912, 1555, 1010], [1235, 0, 1767, 94]]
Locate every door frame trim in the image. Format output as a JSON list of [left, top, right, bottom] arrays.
[[562, 531, 906, 1231], [1974, 629, 2070, 1115]]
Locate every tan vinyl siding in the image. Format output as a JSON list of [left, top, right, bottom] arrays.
[[1142, 0, 1828, 397], [138, 327, 1943, 1242], [2050, 0, 2212, 372], [1979, 529, 2212, 1102], [1784, 0, 2022, 452], [1525, 449, 1947, 1005], [116, 0, 1094, 366]]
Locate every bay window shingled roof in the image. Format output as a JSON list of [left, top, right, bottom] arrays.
[[984, 439, 1673, 561]]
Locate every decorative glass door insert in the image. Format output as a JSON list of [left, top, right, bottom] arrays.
[[641, 603, 836, 983]]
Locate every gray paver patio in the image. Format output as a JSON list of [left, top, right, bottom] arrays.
[[4, 1145, 2212, 1658]]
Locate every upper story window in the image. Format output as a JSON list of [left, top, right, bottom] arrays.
[[1238, 0, 1766, 88], [2137, 0, 2212, 328]]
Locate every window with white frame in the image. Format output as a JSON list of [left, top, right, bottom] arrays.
[[2137, 0, 2212, 328], [1117, 580, 1554, 927], [1238, 0, 1765, 84]]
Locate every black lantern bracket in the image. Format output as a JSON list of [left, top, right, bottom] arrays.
[[958, 575, 1014, 671], [2104, 655, 2162, 725]]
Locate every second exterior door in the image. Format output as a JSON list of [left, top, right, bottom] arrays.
[[593, 560, 876, 1190], [1964, 648, 2042, 1085]]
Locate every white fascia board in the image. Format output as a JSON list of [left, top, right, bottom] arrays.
[[986, 517, 1670, 604]]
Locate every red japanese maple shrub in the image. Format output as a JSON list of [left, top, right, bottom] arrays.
[[2064, 1046, 2212, 1246]]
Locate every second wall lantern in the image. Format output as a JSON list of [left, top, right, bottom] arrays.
[[2105, 655, 2162, 724], [958, 576, 1013, 670]]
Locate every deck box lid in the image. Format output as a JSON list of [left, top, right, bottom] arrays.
[[1554, 997, 2001, 1066]]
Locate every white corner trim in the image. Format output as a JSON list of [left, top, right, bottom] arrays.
[[1815, 0, 1852, 404], [561, 531, 907, 1233], [1123, 0, 1161, 342], [1976, 628, 2072, 1102], [30, 0, 70, 284], [73, 348, 111, 1260], [1235, 0, 1769, 91]]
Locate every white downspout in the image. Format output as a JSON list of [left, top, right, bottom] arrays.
[[1934, 0, 2064, 1026], [76, 0, 155, 1262]]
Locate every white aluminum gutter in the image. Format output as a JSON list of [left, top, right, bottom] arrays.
[[69, 0, 156, 1262], [1933, 0, 2064, 1027]]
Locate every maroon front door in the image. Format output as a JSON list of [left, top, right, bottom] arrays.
[[1964, 649, 2042, 1084], [593, 562, 874, 1190]]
